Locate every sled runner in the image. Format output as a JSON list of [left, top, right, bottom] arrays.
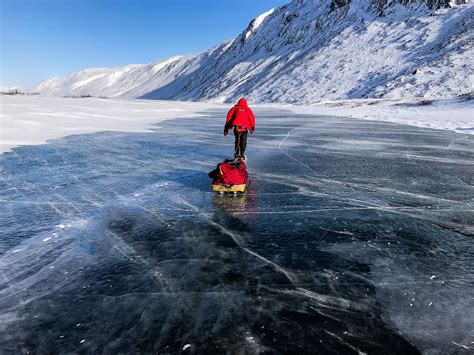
[[209, 159, 249, 194], [211, 181, 249, 193]]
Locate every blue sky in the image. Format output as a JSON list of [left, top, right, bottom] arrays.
[[1, 0, 288, 87]]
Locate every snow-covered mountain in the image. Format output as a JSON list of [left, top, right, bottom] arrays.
[[34, 0, 473, 103]]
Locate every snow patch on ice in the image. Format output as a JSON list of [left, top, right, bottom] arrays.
[[0, 96, 223, 154], [286, 97, 474, 135]]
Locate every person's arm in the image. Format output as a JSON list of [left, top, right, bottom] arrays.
[[224, 107, 235, 136], [248, 108, 256, 133]]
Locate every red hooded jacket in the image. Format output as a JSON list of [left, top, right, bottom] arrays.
[[224, 98, 256, 134]]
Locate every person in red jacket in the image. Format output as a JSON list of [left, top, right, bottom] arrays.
[[224, 98, 256, 160]]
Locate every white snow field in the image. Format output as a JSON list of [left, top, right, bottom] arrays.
[[1, 95, 472, 154], [0, 96, 222, 154], [33, 1, 473, 103], [287, 97, 474, 134]]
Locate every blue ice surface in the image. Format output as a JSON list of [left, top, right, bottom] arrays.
[[0, 109, 473, 353]]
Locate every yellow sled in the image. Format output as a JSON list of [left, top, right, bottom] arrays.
[[211, 182, 248, 193]]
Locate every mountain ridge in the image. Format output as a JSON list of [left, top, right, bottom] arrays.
[[34, 0, 473, 103]]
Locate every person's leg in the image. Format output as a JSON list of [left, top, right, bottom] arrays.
[[233, 127, 239, 157], [239, 130, 248, 156]]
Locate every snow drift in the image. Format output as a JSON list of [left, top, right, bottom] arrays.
[[34, 0, 473, 103]]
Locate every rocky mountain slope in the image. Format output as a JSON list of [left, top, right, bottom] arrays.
[[34, 0, 473, 103]]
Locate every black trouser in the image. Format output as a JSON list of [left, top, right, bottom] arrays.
[[234, 127, 248, 157]]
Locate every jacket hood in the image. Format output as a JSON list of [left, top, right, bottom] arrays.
[[237, 98, 248, 107]]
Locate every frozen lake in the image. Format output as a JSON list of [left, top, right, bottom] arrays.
[[1, 108, 473, 353]]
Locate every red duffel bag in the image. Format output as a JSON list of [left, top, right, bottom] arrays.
[[208, 160, 248, 185]]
